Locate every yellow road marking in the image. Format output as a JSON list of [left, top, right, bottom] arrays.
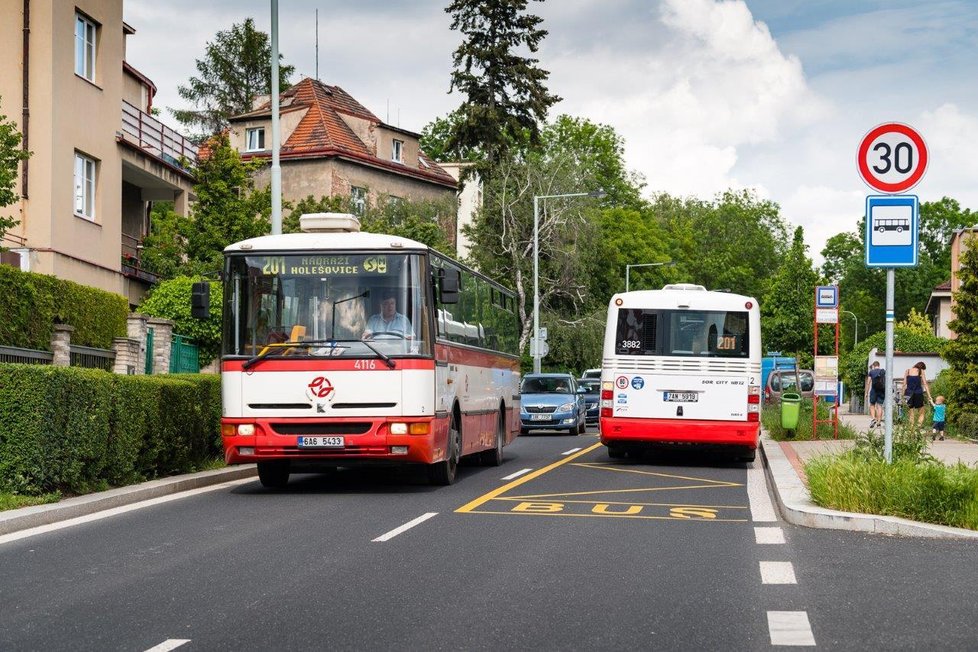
[[570, 462, 744, 486], [455, 442, 603, 513], [461, 510, 746, 522], [491, 497, 749, 509]]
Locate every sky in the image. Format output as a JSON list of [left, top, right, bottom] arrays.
[[123, 0, 978, 265]]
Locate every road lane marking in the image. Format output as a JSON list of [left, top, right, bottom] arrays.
[[372, 512, 437, 542], [144, 640, 191, 652], [456, 443, 603, 513], [0, 479, 254, 546], [760, 561, 797, 584], [502, 468, 532, 480], [747, 464, 778, 522], [754, 526, 786, 544], [561, 448, 582, 455], [767, 611, 816, 646]]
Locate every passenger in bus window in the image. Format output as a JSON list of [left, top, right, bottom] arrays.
[[363, 290, 413, 339]]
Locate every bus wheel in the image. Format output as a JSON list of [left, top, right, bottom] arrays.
[[607, 445, 626, 460], [257, 461, 290, 489], [739, 448, 757, 463], [480, 410, 505, 466], [428, 413, 461, 485]]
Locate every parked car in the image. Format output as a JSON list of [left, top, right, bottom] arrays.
[[578, 378, 600, 425], [520, 373, 587, 435], [764, 369, 815, 404], [581, 368, 601, 379]]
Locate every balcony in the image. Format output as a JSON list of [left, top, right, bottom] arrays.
[[120, 100, 197, 172]]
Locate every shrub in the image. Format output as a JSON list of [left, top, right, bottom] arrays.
[[138, 276, 223, 366]]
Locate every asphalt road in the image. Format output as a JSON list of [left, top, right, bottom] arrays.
[[2, 427, 977, 651]]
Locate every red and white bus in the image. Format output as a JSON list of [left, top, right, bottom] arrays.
[[197, 213, 521, 488], [598, 284, 762, 461]]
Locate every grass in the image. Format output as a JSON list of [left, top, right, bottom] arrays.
[[762, 398, 858, 441]]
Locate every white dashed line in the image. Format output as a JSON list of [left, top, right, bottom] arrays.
[[561, 448, 582, 455], [767, 611, 816, 646], [760, 561, 797, 584], [144, 640, 191, 652], [754, 526, 786, 544], [747, 463, 778, 522], [502, 468, 532, 480], [372, 512, 438, 542]]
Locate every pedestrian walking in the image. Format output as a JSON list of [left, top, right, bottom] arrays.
[[865, 361, 886, 428], [903, 361, 931, 429], [930, 395, 947, 441]]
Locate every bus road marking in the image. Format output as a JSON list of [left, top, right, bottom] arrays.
[[760, 561, 797, 584], [456, 443, 603, 513], [502, 468, 533, 480], [767, 611, 816, 646], [144, 640, 191, 652], [755, 526, 785, 544], [372, 512, 438, 542], [561, 448, 582, 455], [747, 464, 777, 522]]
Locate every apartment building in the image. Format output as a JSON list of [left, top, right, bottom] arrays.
[[227, 77, 457, 216], [0, 0, 195, 305], [926, 227, 978, 338]]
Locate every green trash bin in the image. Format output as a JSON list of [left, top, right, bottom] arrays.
[[781, 392, 801, 430]]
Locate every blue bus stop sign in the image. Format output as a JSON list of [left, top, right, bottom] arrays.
[[865, 195, 918, 267]]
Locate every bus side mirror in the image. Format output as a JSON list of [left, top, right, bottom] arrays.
[[439, 269, 460, 304], [191, 282, 210, 319]]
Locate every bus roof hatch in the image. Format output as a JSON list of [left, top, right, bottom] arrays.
[[299, 213, 362, 233]]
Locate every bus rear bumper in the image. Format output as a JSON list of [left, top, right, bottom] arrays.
[[600, 417, 759, 448], [221, 416, 448, 466]]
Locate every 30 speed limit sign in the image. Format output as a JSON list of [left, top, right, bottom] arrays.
[[857, 123, 928, 193]]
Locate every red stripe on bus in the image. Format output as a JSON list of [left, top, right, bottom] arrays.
[[599, 416, 759, 447], [434, 343, 520, 369], [222, 359, 437, 372]]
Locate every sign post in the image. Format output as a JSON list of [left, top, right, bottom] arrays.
[[857, 123, 927, 462], [813, 285, 840, 439]]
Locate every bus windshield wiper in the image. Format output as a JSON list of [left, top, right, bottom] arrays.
[[242, 338, 395, 370], [242, 342, 292, 370]]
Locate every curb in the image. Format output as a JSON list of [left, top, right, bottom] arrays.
[[0, 465, 257, 536], [759, 433, 978, 540]]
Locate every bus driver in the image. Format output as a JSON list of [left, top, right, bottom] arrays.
[[363, 290, 413, 339]]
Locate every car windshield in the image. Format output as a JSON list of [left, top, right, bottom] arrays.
[[521, 377, 573, 394], [771, 373, 814, 392], [579, 380, 600, 393], [222, 252, 432, 359]]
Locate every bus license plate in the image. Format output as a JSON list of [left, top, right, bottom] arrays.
[[531, 414, 551, 421], [297, 436, 344, 448], [664, 392, 697, 403]]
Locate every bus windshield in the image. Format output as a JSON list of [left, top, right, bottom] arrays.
[[223, 252, 431, 358], [614, 308, 750, 358]]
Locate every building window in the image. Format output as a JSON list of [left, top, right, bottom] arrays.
[[74, 152, 96, 220], [392, 139, 403, 163], [75, 14, 97, 81], [350, 186, 367, 215], [246, 127, 266, 151]]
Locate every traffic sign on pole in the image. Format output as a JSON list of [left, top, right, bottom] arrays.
[[865, 195, 919, 267], [857, 123, 928, 193]]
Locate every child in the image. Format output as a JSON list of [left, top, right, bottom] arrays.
[[930, 395, 947, 441]]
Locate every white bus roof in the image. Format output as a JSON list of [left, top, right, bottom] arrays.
[[224, 230, 430, 253], [611, 287, 758, 310]]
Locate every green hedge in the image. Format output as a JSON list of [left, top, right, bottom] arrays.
[[0, 364, 223, 495], [0, 265, 128, 350]]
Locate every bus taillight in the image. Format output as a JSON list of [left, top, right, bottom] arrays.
[[601, 407, 612, 418], [601, 389, 613, 400]]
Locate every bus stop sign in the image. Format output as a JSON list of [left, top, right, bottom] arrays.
[[865, 195, 919, 267]]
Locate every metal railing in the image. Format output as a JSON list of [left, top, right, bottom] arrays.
[[69, 345, 115, 371], [0, 346, 53, 365], [120, 101, 197, 171]]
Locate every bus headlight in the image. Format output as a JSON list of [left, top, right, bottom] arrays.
[[237, 424, 256, 436], [390, 423, 408, 435]]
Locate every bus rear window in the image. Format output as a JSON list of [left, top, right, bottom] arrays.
[[615, 308, 749, 358]]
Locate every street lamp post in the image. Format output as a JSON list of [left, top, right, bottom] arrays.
[[625, 261, 674, 292], [533, 190, 605, 373], [842, 310, 858, 348]]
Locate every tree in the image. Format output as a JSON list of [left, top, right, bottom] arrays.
[[139, 276, 222, 366], [141, 134, 270, 278], [762, 226, 822, 356], [944, 237, 978, 423], [0, 96, 31, 245], [445, 0, 561, 174], [360, 196, 457, 253], [172, 18, 295, 140]]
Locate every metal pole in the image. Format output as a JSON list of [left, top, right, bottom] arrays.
[[625, 266, 630, 292], [842, 310, 858, 347], [533, 196, 540, 374], [270, 0, 282, 235], [884, 269, 895, 463]]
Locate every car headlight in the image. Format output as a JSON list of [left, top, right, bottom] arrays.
[[558, 402, 575, 412]]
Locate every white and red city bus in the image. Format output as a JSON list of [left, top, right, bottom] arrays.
[[598, 284, 762, 461], [204, 213, 521, 488]]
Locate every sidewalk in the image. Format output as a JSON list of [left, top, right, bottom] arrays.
[[761, 406, 978, 539]]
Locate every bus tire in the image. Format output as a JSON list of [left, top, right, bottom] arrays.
[[428, 411, 461, 485], [480, 408, 505, 466], [607, 445, 626, 459], [739, 448, 757, 463], [257, 461, 290, 489]]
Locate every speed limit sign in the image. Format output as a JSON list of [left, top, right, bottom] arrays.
[[857, 123, 928, 193]]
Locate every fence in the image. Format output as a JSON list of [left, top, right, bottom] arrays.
[[69, 345, 116, 372], [170, 334, 200, 373], [0, 346, 53, 365]]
